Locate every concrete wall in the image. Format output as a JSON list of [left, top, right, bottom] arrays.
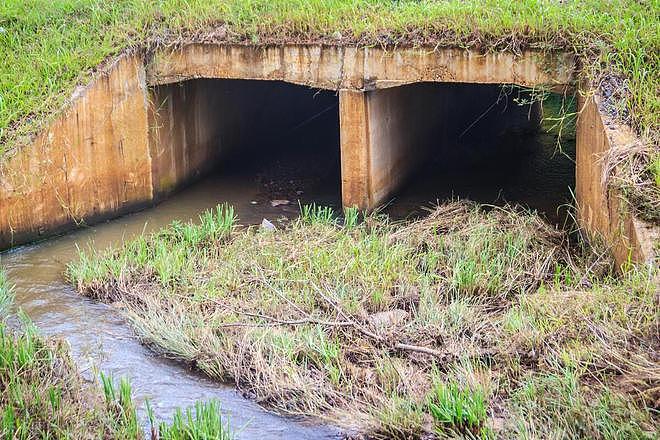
[[148, 80, 224, 198], [0, 55, 152, 248], [577, 91, 658, 267]]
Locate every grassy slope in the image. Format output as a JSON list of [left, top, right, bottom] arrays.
[[0, 265, 234, 439], [68, 203, 659, 438], [0, 0, 658, 153]]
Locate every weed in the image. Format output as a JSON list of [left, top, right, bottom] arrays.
[[428, 380, 488, 436], [299, 203, 336, 225], [158, 400, 233, 440]]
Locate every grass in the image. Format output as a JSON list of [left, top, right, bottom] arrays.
[[0, 1, 658, 208], [0, 320, 141, 438], [509, 367, 655, 439], [427, 378, 488, 436], [0, 265, 234, 439], [606, 141, 660, 222], [0, 261, 13, 316], [152, 400, 233, 440], [68, 202, 659, 438]]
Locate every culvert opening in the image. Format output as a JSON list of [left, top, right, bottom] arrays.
[[380, 83, 576, 226], [149, 79, 341, 218]]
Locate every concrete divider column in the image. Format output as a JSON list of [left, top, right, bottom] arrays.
[[339, 90, 372, 209], [339, 86, 438, 211]]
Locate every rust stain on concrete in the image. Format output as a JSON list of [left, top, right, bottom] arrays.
[[577, 88, 658, 267], [146, 44, 575, 91], [1, 55, 152, 248]]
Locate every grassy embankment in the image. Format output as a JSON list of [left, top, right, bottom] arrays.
[[0, 266, 233, 439], [69, 203, 659, 438], [0, 0, 658, 220]]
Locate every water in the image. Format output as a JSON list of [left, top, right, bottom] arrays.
[[1, 173, 343, 439], [384, 131, 576, 226]]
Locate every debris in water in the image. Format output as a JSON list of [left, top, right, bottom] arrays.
[[261, 219, 276, 230], [270, 199, 290, 207], [250, 200, 258, 205]]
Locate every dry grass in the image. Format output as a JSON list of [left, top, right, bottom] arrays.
[[69, 202, 659, 438], [606, 142, 660, 223]]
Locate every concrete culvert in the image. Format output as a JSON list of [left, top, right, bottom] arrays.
[[1, 45, 652, 265]]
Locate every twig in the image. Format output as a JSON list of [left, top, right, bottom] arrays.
[[394, 342, 444, 357], [221, 308, 354, 328]]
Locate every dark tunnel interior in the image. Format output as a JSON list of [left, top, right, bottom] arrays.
[[149, 79, 576, 225]]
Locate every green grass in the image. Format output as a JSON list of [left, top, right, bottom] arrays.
[[154, 400, 234, 440], [510, 368, 654, 439], [0, 321, 141, 438], [68, 202, 659, 438], [427, 379, 488, 436], [0, 324, 234, 439], [0, 265, 234, 439], [0, 0, 658, 158], [0, 261, 13, 316]]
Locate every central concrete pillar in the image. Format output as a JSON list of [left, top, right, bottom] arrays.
[[339, 90, 372, 209], [339, 86, 443, 210]]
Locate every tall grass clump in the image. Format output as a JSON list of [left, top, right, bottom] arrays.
[[427, 380, 488, 436], [154, 400, 233, 440], [99, 373, 140, 438], [0, 262, 13, 316], [300, 202, 336, 225], [68, 201, 658, 438]]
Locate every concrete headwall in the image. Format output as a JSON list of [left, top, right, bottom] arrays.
[[0, 43, 654, 267], [147, 45, 575, 92], [0, 55, 152, 248]]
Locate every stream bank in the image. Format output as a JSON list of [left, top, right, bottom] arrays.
[[69, 200, 658, 439], [0, 174, 342, 439]]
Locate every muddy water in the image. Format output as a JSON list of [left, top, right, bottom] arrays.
[[1, 173, 342, 439], [385, 131, 576, 226]]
